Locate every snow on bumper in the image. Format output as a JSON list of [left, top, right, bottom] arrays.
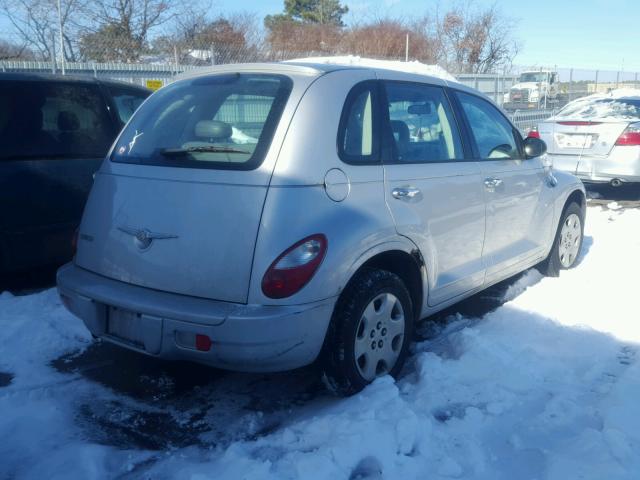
[[56, 263, 335, 372]]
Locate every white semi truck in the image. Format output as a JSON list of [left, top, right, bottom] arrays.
[[503, 70, 560, 110]]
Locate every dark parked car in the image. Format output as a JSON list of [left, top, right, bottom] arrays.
[[0, 73, 150, 276]]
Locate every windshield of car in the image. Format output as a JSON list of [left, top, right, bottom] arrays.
[[519, 73, 549, 83], [111, 73, 292, 170], [555, 97, 640, 120]]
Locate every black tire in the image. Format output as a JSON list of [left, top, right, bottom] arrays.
[[537, 202, 584, 277], [321, 268, 414, 396]]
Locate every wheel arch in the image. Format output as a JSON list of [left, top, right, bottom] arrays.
[[340, 241, 426, 322], [565, 188, 586, 216]]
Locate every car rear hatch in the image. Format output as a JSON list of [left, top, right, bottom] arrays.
[[75, 70, 309, 303]]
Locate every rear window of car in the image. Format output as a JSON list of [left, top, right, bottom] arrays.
[[556, 97, 640, 120], [0, 80, 115, 160], [111, 73, 293, 171]]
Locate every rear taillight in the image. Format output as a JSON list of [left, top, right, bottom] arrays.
[[262, 234, 327, 299], [615, 122, 640, 146], [71, 228, 79, 256], [527, 126, 540, 139]]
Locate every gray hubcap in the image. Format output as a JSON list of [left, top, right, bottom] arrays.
[[354, 293, 405, 381], [559, 213, 582, 268]]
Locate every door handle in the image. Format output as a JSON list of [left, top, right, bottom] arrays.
[[484, 177, 503, 190], [392, 186, 421, 200]]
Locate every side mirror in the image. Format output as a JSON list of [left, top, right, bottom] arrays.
[[523, 137, 547, 158]]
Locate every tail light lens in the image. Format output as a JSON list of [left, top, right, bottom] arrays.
[[262, 234, 327, 299], [615, 122, 640, 146], [527, 126, 540, 139]]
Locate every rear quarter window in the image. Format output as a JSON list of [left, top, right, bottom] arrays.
[[111, 73, 293, 171]]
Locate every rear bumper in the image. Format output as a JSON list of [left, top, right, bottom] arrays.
[[56, 263, 335, 372], [550, 148, 640, 184]]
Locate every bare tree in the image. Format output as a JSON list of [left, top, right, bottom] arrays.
[[79, 0, 175, 62], [0, 39, 34, 60], [0, 0, 84, 61], [156, 12, 263, 65], [343, 18, 437, 63], [435, 3, 519, 73], [266, 20, 341, 60]]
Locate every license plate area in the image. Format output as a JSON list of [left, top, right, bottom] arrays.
[[555, 133, 594, 149], [107, 306, 163, 354]]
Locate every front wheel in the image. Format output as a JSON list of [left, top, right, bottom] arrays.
[[537, 202, 584, 276], [321, 268, 414, 396]]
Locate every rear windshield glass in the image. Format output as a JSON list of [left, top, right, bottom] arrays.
[[0, 80, 115, 160], [556, 97, 640, 120], [111, 73, 293, 170]]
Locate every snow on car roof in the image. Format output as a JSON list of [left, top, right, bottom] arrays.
[[554, 88, 640, 121], [285, 55, 458, 83]]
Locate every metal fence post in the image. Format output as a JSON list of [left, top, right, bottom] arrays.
[[595, 70, 599, 94], [569, 68, 573, 101]]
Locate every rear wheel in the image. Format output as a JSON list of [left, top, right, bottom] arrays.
[[321, 268, 414, 396], [537, 202, 584, 276]]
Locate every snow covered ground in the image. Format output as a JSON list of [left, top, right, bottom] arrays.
[[1, 204, 639, 479]]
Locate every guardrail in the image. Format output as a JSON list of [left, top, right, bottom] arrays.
[[0, 60, 198, 88], [509, 109, 556, 133]]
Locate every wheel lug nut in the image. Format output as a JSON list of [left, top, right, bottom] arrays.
[[381, 328, 387, 336], [378, 340, 383, 348], [371, 341, 376, 350], [370, 330, 376, 338], [376, 322, 382, 330]]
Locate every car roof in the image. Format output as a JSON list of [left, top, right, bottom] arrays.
[[0, 72, 150, 91], [175, 61, 464, 89]]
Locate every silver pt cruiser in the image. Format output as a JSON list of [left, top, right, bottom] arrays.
[[58, 62, 586, 395]]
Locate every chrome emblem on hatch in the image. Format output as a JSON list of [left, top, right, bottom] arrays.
[[118, 226, 178, 251]]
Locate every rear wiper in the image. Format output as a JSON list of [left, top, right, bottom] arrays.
[[160, 146, 250, 156]]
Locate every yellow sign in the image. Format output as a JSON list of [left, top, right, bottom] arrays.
[[145, 79, 163, 91]]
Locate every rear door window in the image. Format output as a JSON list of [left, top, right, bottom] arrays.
[[455, 91, 522, 160], [108, 86, 150, 125], [0, 81, 115, 160], [111, 73, 293, 170], [383, 82, 464, 163]]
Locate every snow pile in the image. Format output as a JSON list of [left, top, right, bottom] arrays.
[[286, 55, 458, 83], [555, 89, 640, 121], [1, 206, 640, 479]]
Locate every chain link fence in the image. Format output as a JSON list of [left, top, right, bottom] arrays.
[[3, 36, 640, 132]]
